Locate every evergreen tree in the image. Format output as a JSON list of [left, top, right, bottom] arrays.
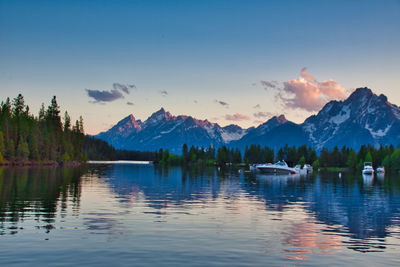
[[63, 111, 71, 132], [12, 93, 25, 117], [39, 103, 45, 121], [298, 156, 306, 168], [346, 149, 357, 170], [16, 136, 29, 160], [365, 151, 373, 163], [0, 131, 5, 156]]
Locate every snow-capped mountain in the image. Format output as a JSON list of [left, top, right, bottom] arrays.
[[95, 88, 400, 153], [303, 87, 400, 149], [96, 114, 143, 149], [96, 108, 249, 153]]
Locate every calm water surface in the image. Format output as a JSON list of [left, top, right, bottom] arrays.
[[1, 164, 400, 266]]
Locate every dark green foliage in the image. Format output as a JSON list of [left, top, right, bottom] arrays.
[[82, 135, 158, 161], [298, 156, 306, 167], [0, 94, 84, 163], [160, 143, 399, 172], [382, 148, 400, 174], [216, 146, 229, 166], [317, 144, 399, 173]]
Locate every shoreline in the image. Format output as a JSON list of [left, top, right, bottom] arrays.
[[0, 160, 82, 167]]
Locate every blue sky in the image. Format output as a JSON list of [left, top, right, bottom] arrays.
[[1, 0, 399, 134]]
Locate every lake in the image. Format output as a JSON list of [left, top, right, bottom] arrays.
[[0, 163, 400, 266]]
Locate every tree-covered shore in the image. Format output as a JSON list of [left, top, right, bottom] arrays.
[[157, 143, 400, 174], [0, 94, 84, 166]]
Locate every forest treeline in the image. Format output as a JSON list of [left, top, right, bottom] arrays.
[[0, 94, 156, 165], [157, 143, 400, 173], [83, 136, 157, 161], [0, 94, 84, 164]]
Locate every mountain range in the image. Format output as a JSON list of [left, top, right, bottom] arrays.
[[96, 88, 400, 153]]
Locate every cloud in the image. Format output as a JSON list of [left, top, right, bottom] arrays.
[[253, 111, 274, 119], [86, 89, 124, 103], [214, 99, 229, 108], [253, 104, 261, 109], [225, 113, 250, 121], [300, 67, 316, 82], [265, 68, 348, 112], [253, 120, 264, 125], [126, 101, 134, 106], [160, 90, 168, 97], [113, 83, 136, 94], [194, 100, 198, 104], [261, 80, 278, 90]]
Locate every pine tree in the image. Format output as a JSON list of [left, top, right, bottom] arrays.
[[0, 131, 5, 156], [16, 136, 29, 160], [39, 103, 45, 121], [12, 93, 25, 117], [63, 111, 71, 132]]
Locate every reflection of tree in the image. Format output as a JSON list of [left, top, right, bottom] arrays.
[[0, 166, 83, 235]]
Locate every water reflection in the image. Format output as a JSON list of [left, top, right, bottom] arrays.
[[1, 164, 400, 266], [0, 167, 83, 235], [245, 171, 400, 253], [94, 164, 400, 254]]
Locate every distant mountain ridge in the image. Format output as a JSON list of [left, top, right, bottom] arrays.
[[96, 107, 249, 153], [96, 88, 400, 153]]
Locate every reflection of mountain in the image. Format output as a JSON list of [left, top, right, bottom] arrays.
[[89, 164, 243, 211], [99, 165, 400, 252], [243, 173, 400, 252], [0, 167, 83, 235]]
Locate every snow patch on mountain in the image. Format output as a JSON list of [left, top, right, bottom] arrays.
[[160, 120, 184, 134], [220, 130, 246, 143], [365, 123, 392, 139], [392, 106, 400, 120], [329, 105, 350, 124], [204, 125, 217, 139], [303, 123, 317, 143]]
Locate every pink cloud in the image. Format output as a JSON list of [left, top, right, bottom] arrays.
[[253, 111, 275, 119], [225, 113, 251, 121], [272, 68, 348, 112], [300, 67, 315, 82]]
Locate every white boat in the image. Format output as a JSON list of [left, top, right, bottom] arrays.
[[294, 164, 301, 174], [362, 162, 374, 175], [303, 164, 313, 174], [376, 166, 385, 173], [253, 160, 296, 175]]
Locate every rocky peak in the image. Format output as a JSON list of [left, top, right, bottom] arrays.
[[146, 107, 174, 124]]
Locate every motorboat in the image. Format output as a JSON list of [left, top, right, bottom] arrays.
[[252, 160, 296, 175], [294, 164, 301, 174], [376, 166, 385, 173], [362, 162, 374, 175], [303, 164, 313, 174]]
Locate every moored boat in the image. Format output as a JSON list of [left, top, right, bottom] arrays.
[[303, 164, 313, 174], [362, 162, 374, 175], [252, 160, 296, 175], [376, 166, 385, 173]]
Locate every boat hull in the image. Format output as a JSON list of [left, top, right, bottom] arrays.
[[256, 166, 294, 175], [362, 170, 374, 175]]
